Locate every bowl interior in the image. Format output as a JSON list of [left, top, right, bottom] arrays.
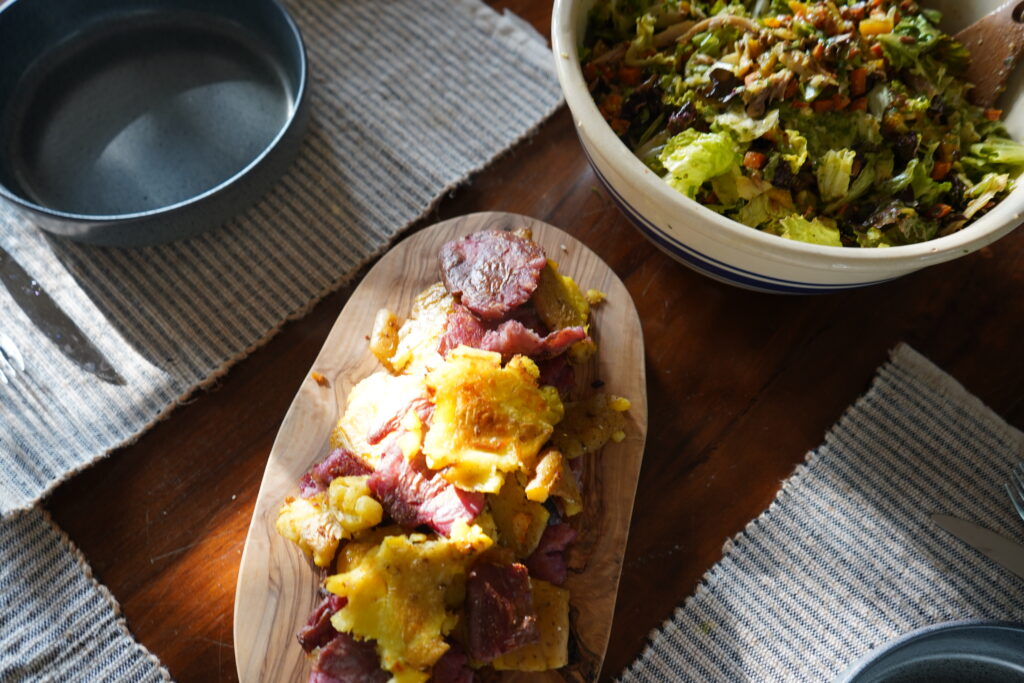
[[0, 0, 304, 218], [555, 0, 1024, 265]]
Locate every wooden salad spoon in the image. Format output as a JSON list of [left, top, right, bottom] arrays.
[[956, 0, 1024, 107]]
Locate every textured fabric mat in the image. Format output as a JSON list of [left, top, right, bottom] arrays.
[[0, 0, 562, 514], [0, 508, 170, 682], [621, 344, 1024, 682]]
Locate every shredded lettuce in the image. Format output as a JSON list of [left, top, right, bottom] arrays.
[[964, 173, 1009, 219], [780, 129, 808, 174], [712, 109, 780, 142], [815, 149, 857, 202], [736, 188, 795, 228], [658, 130, 740, 198], [777, 214, 842, 247]]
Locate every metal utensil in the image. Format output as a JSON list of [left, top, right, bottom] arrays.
[[931, 513, 1024, 580], [1006, 462, 1024, 524], [0, 331, 24, 385], [956, 1, 1024, 107], [0, 247, 124, 385]]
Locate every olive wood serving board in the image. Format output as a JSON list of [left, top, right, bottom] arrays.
[[233, 212, 648, 682]]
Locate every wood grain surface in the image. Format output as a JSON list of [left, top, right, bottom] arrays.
[[233, 213, 647, 682], [42, 2, 1024, 681]]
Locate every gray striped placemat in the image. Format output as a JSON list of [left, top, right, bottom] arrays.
[[0, 0, 562, 514], [0, 508, 170, 682], [621, 343, 1024, 682]]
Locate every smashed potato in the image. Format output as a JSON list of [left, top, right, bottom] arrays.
[[423, 347, 563, 493], [550, 394, 630, 459]]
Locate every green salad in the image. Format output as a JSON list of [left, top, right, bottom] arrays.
[[583, 0, 1024, 247]]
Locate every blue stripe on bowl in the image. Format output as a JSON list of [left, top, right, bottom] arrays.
[[583, 150, 896, 294]]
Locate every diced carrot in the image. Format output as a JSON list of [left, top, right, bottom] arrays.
[[832, 94, 851, 110], [812, 42, 825, 60], [848, 45, 861, 59], [618, 67, 643, 87], [869, 43, 885, 57], [850, 67, 868, 96], [743, 151, 768, 170], [928, 203, 953, 219], [601, 93, 623, 117], [849, 97, 868, 111], [812, 99, 835, 113], [784, 78, 799, 99], [793, 100, 809, 109], [984, 108, 1003, 121], [859, 17, 893, 36], [610, 118, 629, 136], [931, 161, 952, 181], [763, 16, 783, 28], [870, 0, 884, 7]]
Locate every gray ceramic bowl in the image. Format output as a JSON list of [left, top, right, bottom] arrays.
[[835, 620, 1024, 683], [0, 0, 308, 247]]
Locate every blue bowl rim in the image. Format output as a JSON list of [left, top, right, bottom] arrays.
[[833, 619, 1024, 683], [0, 0, 308, 223]]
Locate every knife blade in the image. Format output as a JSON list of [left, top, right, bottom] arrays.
[[931, 513, 1024, 580], [0, 247, 125, 385]]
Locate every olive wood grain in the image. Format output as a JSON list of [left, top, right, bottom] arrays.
[[958, 1, 1024, 107], [233, 212, 648, 683]]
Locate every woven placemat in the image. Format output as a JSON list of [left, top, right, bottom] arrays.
[[621, 343, 1024, 682], [0, 0, 562, 514]]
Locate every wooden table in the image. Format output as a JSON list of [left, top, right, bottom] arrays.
[[45, 2, 1024, 680]]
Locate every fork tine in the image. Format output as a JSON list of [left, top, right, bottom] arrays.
[[0, 332, 24, 372], [1008, 464, 1024, 523]]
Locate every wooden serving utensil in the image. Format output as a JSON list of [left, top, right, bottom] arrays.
[[233, 212, 648, 683], [957, 1, 1024, 107]]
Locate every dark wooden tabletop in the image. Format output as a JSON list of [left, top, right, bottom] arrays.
[[45, 2, 1024, 681]]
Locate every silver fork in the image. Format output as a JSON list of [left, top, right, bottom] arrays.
[[1007, 461, 1024, 523], [0, 331, 24, 385]]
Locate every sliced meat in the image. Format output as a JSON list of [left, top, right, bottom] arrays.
[[439, 231, 547, 321], [437, 304, 486, 357], [309, 632, 389, 683], [367, 438, 484, 536], [439, 303, 589, 362], [298, 594, 348, 653], [524, 523, 578, 586], [367, 397, 434, 446], [464, 562, 538, 662], [480, 321, 587, 361], [429, 643, 476, 683], [299, 448, 372, 498]]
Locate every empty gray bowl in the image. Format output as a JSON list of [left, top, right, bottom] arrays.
[[835, 621, 1024, 683], [0, 0, 308, 247]]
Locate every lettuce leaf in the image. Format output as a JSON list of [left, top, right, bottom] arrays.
[[777, 214, 842, 247], [712, 109, 780, 143], [968, 137, 1024, 170], [736, 188, 795, 228], [659, 130, 741, 198], [815, 149, 857, 202], [780, 129, 808, 174]]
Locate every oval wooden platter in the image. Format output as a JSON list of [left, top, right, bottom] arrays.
[[234, 211, 648, 682]]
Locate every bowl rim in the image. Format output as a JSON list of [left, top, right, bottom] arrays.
[[0, 0, 308, 224], [550, 0, 1024, 270]]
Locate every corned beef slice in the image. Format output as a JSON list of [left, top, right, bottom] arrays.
[[464, 562, 539, 662], [367, 438, 484, 535], [439, 303, 588, 362], [300, 448, 372, 498], [439, 231, 546, 321], [524, 523, 578, 586], [297, 594, 348, 653], [429, 643, 476, 683], [309, 633, 388, 683]]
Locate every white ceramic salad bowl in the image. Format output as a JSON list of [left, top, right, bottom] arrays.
[[551, 0, 1024, 293]]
